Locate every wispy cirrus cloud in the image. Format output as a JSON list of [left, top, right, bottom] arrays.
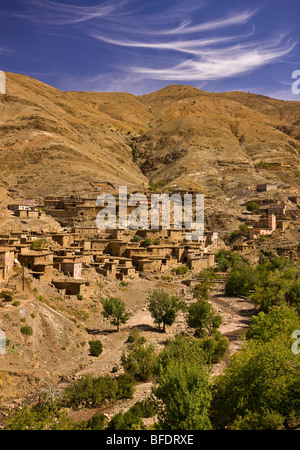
[[2, 0, 131, 26], [130, 36, 296, 81], [91, 28, 255, 55], [1, 0, 298, 93], [155, 8, 259, 35], [89, 5, 296, 83]]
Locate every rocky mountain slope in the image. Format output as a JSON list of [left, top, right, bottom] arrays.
[[0, 72, 299, 211]]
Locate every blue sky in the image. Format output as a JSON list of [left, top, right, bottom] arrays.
[[0, 0, 299, 99]]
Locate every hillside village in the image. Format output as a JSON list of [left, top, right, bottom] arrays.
[[0, 72, 300, 430]]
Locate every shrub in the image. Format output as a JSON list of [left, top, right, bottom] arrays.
[[225, 262, 257, 296], [63, 373, 134, 409], [171, 265, 189, 275], [0, 291, 14, 303], [89, 340, 103, 357], [77, 294, 83, 300], [127, 328, 146, 345], [246, 201, 259, 212], [140, 238, 152, 247], [21, 325, 33, 336], [30, 238, 47, 250], [121, 341, 157, 382], [12, 301, 21, 307]]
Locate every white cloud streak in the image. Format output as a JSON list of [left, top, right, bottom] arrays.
[[158, 8, 258, 35], [91, 29, 255, 55], [131, 38, 296, 81], [4, 0, 130, 25]]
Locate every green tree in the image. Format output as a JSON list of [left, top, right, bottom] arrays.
[[100, 297, 131, 332], [246, 201, 259, 212], [186, 298, 222, 337], [154, 359, 212, 430], [212, 336, 300, 429], [215, 249, 248, 272], [155, 334, 205, 375], [225, 262, 257, 296], [147, 289, 185, 332], [121, 340, 157, 382], [246, 306, 300, 342], [191, 279, 214, 301]]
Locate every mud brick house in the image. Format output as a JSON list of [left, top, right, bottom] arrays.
[[259, 204, 287, 217], [186, 251, 215, 271], [288, 196, 300, 206], [0, 235, 20, 247], [72, 227, 101, 238], [0, 247, 15, 282], [137, 258, 163, 273], [52, 233, 76, 247], [257, 183, 278, 192], [52, 279, 87, 296], [18, 248, 54, 270], [60, 260, 82, 279], [14, 209, 40, 219], [17, 248, 54, 281], [108, 240, 130, 257], [248, 214, 276, 240], [206, 232, 219, 246]]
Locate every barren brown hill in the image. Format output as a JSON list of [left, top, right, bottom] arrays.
[[1, 73, 300, 209], [135, 85, 300, 197], [0, 72, 148, 204]]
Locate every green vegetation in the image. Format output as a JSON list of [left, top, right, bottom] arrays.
[[246, 201, 259, 212], [0, 290, 14, 304], [171, 265, 189, 275], [121, 332, 157, 382], [147, 289, 185, 332], [100, 297, 131, 332], [140, 238, 153, 247], [212, 309, 300, 429], [107, 399, 156, 430], [154, 335, 212, 430], [4, 249, 300, 431], [63, 373, 135, 409], [186, 298, 222, 338], [239, 223, 249, 233], [30, 238, 47, 250], [20, 325, 33, 336], [89, 340, 103, 357]]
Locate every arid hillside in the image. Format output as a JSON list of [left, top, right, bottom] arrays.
[[135, 85, 300, 197], [0, 73, 300, 206]]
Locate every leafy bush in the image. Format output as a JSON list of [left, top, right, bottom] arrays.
[[63, 373, 135, 409], [107, 398, 156, 430], [171, 265, 189, 275], [30, 238, 47, 250], [89, 340, 103, 357], [127, 328, 146, 345], [186, 298, 222, 337], [246, 201, 259, 212], [225, 262, 257, 296], [140, 238, 152, 247], [121, 340, 157, 382], [21, 325, 33, 336], [0, 290, 14, 303]]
